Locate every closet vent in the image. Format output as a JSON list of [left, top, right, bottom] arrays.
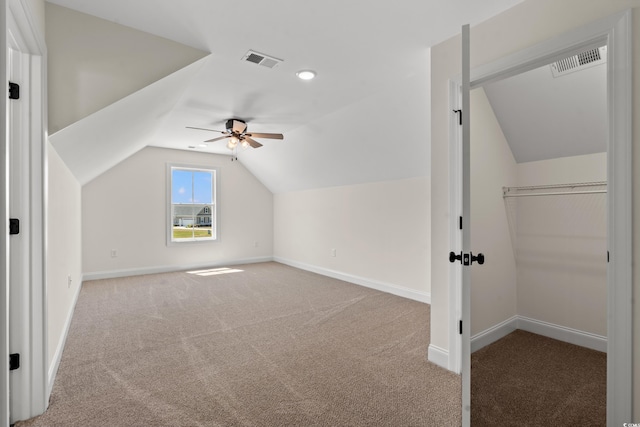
[[550, 46, 606, 78], [241, 50, 283, 69]]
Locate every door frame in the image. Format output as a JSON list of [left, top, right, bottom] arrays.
[[448, 10, 632, 425], [4, 0, 48, 424], [1, 1, 9, 424]]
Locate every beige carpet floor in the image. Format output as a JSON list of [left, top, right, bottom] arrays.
[[471, 329, 606, 426], [18, 262, 461, 427]]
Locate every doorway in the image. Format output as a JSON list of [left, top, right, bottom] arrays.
[[467, 53, 608, 423], [4, 1, 48, 425], [448, 10, 632, 426]]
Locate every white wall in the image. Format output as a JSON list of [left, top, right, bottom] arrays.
[[46, 145, 82, 379], [430, 0, 639, 414], [274, 177, 431, 301], [470, 88, 607, 341], [82, 147, 273, 277], [470, 88, 518, 336], [515, 153, 607, 336], [24, 0, 45, 35]]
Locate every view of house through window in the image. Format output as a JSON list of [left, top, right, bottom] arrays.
[[170, 166, 216, 242]]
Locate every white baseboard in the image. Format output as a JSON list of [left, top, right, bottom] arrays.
[[427, 344, 450, 370], [48, 277, 83, 397], [517, 316, 607, 353], [471, 315, 607, 354], [273, 257, 431, 304], [82, 257, 274, 281], [471, 316, 518, 353]]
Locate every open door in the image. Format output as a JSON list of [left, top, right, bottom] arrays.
[[450, 24, 480, 427], [460, 24, 471, 426]]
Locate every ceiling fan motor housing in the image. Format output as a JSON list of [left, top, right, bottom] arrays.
[[226, 119, 246, 134]]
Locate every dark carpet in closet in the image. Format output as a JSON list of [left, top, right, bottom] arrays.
[[471, 329, 606, 426]]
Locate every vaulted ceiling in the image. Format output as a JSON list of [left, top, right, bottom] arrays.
[[46, 0, 526, 192]]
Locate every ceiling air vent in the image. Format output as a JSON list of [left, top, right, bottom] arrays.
[[550, 46, 606, 78], [241, 50, 283, 69]]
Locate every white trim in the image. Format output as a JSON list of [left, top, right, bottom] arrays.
[[603, 10, 633, 425], [274, 257, 431, 304], [470, 316, 607, 354], [517, 316, 607, 353], [83, 257, 273, 281], [427, 344, 449, 370], [1, 2, 9, 425], [6, 1, 48, 421], [47, 279, 82, 396], [470, 316, 518, 353], [166, 163, 220, 245]]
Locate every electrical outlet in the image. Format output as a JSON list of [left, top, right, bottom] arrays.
[[67, 275, 72, 288], [111, 249, 117, 258], [331, 248, 336, 257]]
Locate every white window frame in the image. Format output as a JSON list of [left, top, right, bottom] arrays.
[[167, 164, 219, 245]]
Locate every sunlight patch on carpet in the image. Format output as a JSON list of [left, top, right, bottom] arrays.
[[187, 267, 244, 276]]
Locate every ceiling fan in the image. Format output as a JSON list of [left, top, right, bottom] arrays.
[[187, 119, 283, 151]]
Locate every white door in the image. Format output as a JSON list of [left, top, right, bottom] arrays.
[[454, 23, 487, 426], [457, 24, 473, 427], [458, 23, 473, 426]]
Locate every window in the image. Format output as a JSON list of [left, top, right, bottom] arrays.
[[168, 165, 217, 243]]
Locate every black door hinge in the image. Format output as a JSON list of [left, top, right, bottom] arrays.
[[9, 82, 20, 100], [453, 109, 462, 125], [607, 251, 609, 263], [459, 216, 463, 230], [9, 353, 20, 370], [9, 218, 20, 235], [459, 320, 463, 335]]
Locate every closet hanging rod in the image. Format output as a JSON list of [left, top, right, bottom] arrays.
[[503, 189, 606, 198], [504, 181, 606, 192], [503, 181, 607, 198]]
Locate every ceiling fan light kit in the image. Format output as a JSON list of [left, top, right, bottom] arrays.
[[186, 118, 284, 159]]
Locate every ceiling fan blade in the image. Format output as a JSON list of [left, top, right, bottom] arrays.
[[246, 132, 284, 140], [186, 126, 226, 133], [244, 136, 263, 148], [204, 135, 231, 143]]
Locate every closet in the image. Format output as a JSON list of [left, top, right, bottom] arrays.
[[467, 45, 608, 423], [467, 45, 608, 351]]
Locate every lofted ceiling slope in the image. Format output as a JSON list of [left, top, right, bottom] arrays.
[[46, 0, 526, 192], [46, 3, 208, 135], [483, 54, 607, 163]]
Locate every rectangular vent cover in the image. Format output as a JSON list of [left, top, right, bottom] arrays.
[[242, 50, 283, 69], [550, 46, 606, 78]]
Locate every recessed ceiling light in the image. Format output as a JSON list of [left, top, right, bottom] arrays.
[[296, 70, 316, 80], [198, 144, 207, 148]]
